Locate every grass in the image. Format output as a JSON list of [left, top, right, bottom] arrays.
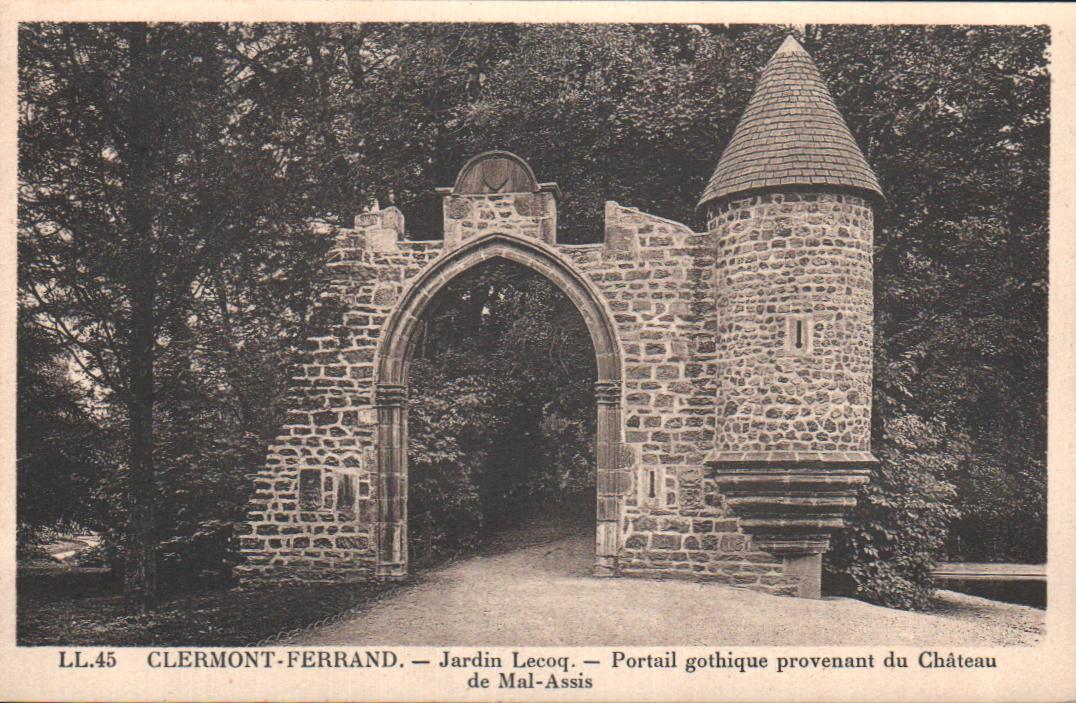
[[17, 566, 400, 647]]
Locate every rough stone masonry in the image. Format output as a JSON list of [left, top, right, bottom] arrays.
[[236, 35, 883, 598]]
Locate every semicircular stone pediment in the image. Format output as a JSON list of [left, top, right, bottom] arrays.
[[453, 151, 539, 195]]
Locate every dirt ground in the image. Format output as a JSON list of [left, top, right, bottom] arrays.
[[286, 529, 1044, 647]]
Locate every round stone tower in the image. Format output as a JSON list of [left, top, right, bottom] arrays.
[[700, 35, 882, 597]]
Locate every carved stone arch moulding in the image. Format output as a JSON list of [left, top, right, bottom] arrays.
[[373, 232, 627, 577]]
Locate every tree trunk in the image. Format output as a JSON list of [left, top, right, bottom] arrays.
[[124, 272, 157, 613], [122, 24, 158, 614]]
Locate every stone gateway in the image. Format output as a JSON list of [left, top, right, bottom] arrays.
[[237, 36, 883, 598]]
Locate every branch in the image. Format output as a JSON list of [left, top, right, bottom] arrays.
[[25, 291, 119, 393]]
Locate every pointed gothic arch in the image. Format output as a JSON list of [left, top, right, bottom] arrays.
[[372, 233, 626, 578]]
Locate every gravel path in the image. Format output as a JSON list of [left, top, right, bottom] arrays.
[[286, 531, 1043, 647]]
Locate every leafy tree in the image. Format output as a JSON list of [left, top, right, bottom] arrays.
[[16, 310, 111, 536], [18, 23, 333, 609], [808, 25, 1048, 563], [454, 24, 787, 238]]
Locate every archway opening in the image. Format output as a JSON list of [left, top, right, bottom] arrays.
[[405, 258, 598, 570], [374, 233, 624, 579]]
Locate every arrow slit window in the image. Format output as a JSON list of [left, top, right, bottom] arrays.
[[640, 466, 666, 507], [786, 314, 814, 355]]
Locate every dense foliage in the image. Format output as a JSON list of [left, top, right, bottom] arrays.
[[811, 27, 1049, 581], [17, 23, 1047, 610], [18, 24, 334, 606], [16, 311, 112, 538]]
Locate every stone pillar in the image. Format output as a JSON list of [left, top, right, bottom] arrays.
[[375, 382, 408, 579], [710, 193, 875, 456], [695, 35, 885, 596], [594, 379, 624, 576]]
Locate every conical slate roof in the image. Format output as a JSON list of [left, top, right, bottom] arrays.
[[699, 35, 882, 209]]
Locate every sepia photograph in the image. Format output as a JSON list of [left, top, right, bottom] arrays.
[[15, 18, 1049, 658]]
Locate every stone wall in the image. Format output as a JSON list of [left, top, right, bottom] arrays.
[[238, 193, 806, 596], [443, 191, 557, 249], [706, 192, 874, 459], [562, 203, 800, 595], [236, 210, 443, 581]]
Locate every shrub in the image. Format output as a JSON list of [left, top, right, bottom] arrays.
[[407, 371, 499, 563], [825, 414, 960, 610], [157, 520, 239, 589]]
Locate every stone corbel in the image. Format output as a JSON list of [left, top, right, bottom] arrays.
[[707, 452, 873, 557], [707, 451, 874, 596]]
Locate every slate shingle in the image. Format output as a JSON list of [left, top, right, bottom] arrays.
[[698, 36, 882, 209]]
